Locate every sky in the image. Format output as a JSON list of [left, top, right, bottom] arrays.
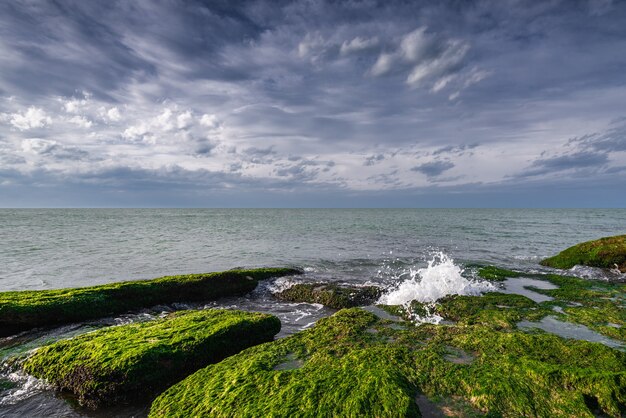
[[0, 0, 625, 208]]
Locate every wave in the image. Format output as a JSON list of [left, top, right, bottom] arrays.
[[378, 252, 496, 306]]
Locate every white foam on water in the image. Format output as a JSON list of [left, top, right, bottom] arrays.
[[0, 372, 50, 406], [265, 276, 302, 294], [378, 252, 496, 306]]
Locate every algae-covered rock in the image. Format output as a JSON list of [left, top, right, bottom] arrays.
[[149, 308, 626, 418], [540, 235, 626, 272], [0, 267, 301, 337], [274, 283, 382, 309], [22, 309, 281, 409], [476, 265, 522, 281]]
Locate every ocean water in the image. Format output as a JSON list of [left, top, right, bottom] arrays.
[[0, 208, 625, 417], [1, 208, 624, 291]]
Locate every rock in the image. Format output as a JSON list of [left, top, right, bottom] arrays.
[[274, 283, 382, 309], [22, 309, 281, 409], [0, 267, 301, 337], [149, 307, 626, 417], [540, 235, 626, 273]]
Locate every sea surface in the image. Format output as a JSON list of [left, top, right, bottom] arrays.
[[0, 208, 625, 417]]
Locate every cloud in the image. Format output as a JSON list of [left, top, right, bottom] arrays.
[[106, 107, 122, 122], [0, 0, 626, 206], [369, 26, 475, 94], [7, 107, 52, 130], [68, 115, 93, 129], [21, 138, 90, 161], [340, 36, 379, 55], [411, 160, 455, 177], [364, 154, 385, 166]]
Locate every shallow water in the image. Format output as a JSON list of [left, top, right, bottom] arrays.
[[517, 316, 624, 349], [0, 209, 625, 417], [500, 277, 558, 303]]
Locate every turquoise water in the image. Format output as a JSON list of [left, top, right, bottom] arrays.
[[1, 208, 624, 291], [0, 209, 625, 417]]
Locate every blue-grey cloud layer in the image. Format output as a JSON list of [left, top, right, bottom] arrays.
[[0, 0, 625, 207]]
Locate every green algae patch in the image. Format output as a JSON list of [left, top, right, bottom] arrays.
[[274, 283, 382, 309], [520, 273, 626, 342], [22, 309, 281, 409], [476, 266, 522, 281], [0, 267, 301, 337], [149, 308, 626, 418], [436, 292, 548, 329], [540, 235, 626, 272]]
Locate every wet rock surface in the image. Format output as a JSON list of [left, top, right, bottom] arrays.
[[274, 282, 382, 309]]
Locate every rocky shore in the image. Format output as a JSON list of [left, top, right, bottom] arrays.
[[1, 235, 624, 417]]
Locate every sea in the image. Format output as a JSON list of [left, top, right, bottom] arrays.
[[0, 208, 624, 417]]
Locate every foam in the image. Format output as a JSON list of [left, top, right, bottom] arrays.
[[378, 252, 496, 306]]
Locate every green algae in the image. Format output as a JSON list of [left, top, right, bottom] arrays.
[[274, 283, 382, 309], [521, 273, 626, 342], [22, 309, 281, 409], [436, 292, 549, 329], [0, 267, 301, 336], [476, 266, 522, 281], [540, 235, 626, 272], [149, 308, 626, 418]]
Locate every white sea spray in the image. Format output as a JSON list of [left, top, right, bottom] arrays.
[[378, 252, 496, 323], [0, 371, 50, 406]]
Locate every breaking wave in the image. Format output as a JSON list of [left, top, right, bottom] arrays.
[[378, 252, 496, 306]]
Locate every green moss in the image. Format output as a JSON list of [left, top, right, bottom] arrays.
[[275, 283, 382, 309], [436, 292, 548, 329], [149, 308, 626, 418], [540, 235, 626, 272], [561, 305, 626, 342], [476, 266, 522, 281], [22, 309, 280, 409], [0, 267, 301, 336]]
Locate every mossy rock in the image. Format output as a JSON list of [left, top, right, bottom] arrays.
[[0, 267, 301, 337], [274, 283, 382, 309], [149, 308, 626, 417], [22, 309, 281, 409], [541, 235, 626, 272], [476, 266, 522, 281]]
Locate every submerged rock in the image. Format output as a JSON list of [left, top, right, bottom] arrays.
[[274, 282, 382, 309], [0, 267, 301, 337], [149, 308, 626, 418], [540, 234, 626, 273], [22, 309, 281, 409]]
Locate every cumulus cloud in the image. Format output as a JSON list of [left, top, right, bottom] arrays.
[[68, 115, 93, 129], [106, 107, 122, 122], [7, 107, 52, 130]]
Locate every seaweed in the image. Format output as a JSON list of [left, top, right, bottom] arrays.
[[540, 235, 626, 272], [274, 283, 382, 309], [476, 266, 522, 281], [22, 309, 281, 409], [149, 308, 626, 417], [0, 267, 301, 336]]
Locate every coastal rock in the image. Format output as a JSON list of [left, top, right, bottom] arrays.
[[149, 307, 626, 418], [22, 309, 281, 409], [274, 282, 382, 309], [540, 234, 626, 273], [0, 267, 301, 337]]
